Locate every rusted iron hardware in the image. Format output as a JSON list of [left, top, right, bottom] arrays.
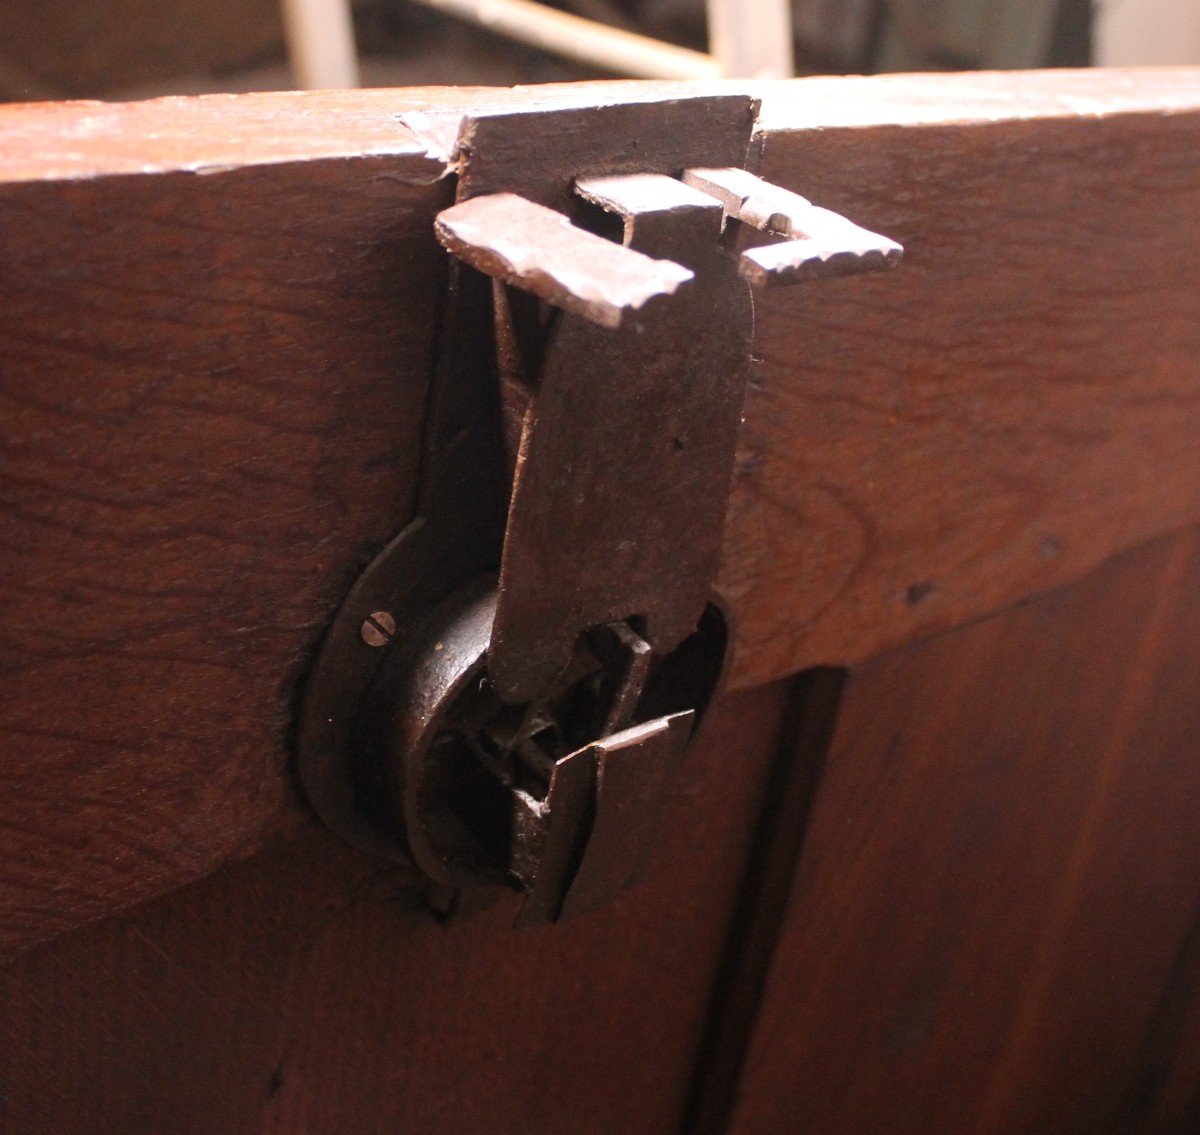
[[298, 94, 901, 926]]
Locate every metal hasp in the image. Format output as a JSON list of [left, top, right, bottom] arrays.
[[297, 94, 902, 927]]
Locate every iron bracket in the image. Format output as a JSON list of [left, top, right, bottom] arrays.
[[298, 94, 901, 925]]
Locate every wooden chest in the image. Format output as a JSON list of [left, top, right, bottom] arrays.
[[1, 70, 1199, 1134]]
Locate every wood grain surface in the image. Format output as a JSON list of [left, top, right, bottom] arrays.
[[728, 101, 1200, 686], [725, 526, 1200, 1135], [1, 71, 1199, 954], [0, 684, 796, 1135], [0, 155, 451, 955]]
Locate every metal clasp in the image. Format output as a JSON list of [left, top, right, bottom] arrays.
[[298, 94, 901, 925]]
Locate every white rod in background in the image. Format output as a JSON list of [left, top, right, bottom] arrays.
[[407, 0, 722, 80], [706, 0, 793, 78], [281, 0, 362, 89]]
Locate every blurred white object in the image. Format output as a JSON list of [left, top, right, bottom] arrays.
[[289, 0, 794, 87], [1096, 0, 1200, 64], [706, 0, 795, 77], [405, 0, 721, 78], [282, 0, 361, 88]]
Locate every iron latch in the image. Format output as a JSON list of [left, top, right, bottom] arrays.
[[298, 94, 900, 926]]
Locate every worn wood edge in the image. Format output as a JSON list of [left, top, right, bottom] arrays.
[[0, 91, 448, 182], [752, 66, 1200, 131], [1, 69, 1197, 183]]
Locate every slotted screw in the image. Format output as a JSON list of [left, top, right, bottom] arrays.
[[361, 610, 396, 647]]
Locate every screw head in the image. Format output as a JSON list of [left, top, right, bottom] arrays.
[[361, 610, 396, 647]]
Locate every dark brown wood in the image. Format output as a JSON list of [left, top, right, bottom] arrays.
[[684, 666, 846, 1135], [726, 525, 1200, 1135], [3, 71, 1200, 1135], [2, 71, 1199, 955], [0, 153, 452, 957], [1116, 903, 1200, 1134], [727, 88, 1200, 687], [0, 684, 794, 1135]]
